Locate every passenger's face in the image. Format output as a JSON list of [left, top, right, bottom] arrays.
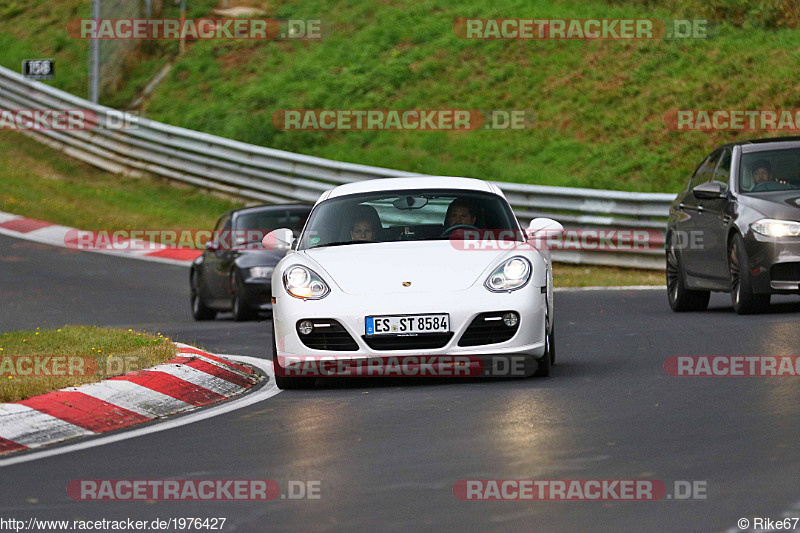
[[753, 167, 772, 183], [447, 206, 476, 227], [351, 220, 374, 241]]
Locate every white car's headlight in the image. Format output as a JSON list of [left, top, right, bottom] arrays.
[[283, 265, 330, 299], [247, 266, 274, 279], [750, 219, 800, 238], [485, 257, 532, 292]]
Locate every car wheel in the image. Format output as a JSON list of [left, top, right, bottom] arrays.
[[533, 304, 553, 377], [190, 270, 216, 321], [729, 233, 770, 315], [231, 270, 255, 322], [271, 322, 315, 390], [666, 235, 710, 312]]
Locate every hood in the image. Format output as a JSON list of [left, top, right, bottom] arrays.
[[738, 191, 800, 221], [303, 241, 514, 295]]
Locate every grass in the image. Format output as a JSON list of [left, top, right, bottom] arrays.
[[136, 0, 800, 193], [0, 132, 244, 235], [554, 263, 663, 287], [0, 0, 221, 107], [0, 326, 176, 402]]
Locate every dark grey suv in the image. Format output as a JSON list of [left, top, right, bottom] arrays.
[[667, 137, 800, 314]]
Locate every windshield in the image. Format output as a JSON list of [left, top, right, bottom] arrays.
[[227, 207, 310, 246], [739, 149, 800, 194], [298, 189, 520, 250]]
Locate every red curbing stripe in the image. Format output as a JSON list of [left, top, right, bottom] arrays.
[[21, 391, 151, 432], [146, 248, 202, 261], [178, 347, 255, 375], [169, 357, 255, 389], [110, 370, 226, 406], [0, 218, 54, 233], [0, 437, 27, 455]]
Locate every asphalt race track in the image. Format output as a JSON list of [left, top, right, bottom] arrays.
[[2, 233, 800, 532]]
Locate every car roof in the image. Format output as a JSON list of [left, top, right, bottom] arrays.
[[320, 176, 504, 203], [225, 204, 312, 219], [714, 136, 800, 153]]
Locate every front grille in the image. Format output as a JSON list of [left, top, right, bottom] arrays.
[[362, 332, 454, 350], [297, 319, 358, 351], [771, 262, 800, 282], [458, 311, 519, 347]]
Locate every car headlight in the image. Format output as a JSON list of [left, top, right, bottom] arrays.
[[485, 257, 532, 292], [750, 219, 800, 238], [247, 266, 274, 279], [283, 265, 330, 299]]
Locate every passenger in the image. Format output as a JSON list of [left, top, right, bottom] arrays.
[[349, 205, 381, 241]]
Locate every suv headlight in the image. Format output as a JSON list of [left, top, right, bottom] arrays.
[[750, 219, 800, 238], [485, 257, 532, 292], [283, 265, 330, 299], [247, 266, 274, 279]]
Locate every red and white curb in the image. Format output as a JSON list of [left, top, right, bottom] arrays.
[[0, 343, 263, 456], [0, 211, 201, 266]]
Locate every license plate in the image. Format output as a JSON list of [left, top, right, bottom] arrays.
[[365, 314, 449, 335]]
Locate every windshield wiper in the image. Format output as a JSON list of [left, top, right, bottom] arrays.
[[311, 240, 378, 248]]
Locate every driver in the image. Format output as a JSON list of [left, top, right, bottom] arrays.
[[445, 198, 478, 228], [752, 159, 774, 185]]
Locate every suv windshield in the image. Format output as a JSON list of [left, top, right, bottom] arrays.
[[298, 190, 519, 250], [740, 149, 800, 193]]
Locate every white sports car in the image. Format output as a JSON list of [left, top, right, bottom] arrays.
[[266, 176, 562, 389]]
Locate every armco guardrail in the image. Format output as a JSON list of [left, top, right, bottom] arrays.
[[0, 65, 671, 269]]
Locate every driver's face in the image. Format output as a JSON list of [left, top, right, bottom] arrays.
[[754, 167, 772, 183], [447, 206, 476, 227], [350, 220, 374, 241]]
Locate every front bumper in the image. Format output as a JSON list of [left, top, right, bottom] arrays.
[[273, 284, 547, 363], [744, 233, 800, 294]]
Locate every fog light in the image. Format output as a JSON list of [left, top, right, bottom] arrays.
[[503, 312, 518, 327], [298, 320, 314, 335]]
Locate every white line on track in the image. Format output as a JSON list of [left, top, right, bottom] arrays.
[[0, 356, 279, 469]]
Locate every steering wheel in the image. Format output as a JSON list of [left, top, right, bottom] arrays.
[[751, 180, 793, 192], [440, 224, 480, 238]]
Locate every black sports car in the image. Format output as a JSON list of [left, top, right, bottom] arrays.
[[667, 137, 800, 314], [190, 204, 312, 321]]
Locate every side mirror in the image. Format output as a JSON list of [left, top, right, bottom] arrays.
[[528, 217, 564, 235], [693, 181, 725, 199], [262, 228, 294, 250]]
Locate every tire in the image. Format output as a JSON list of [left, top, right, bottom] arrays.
[[231, 270, 256, 322], [272, 322, 315, 390], [729, 233, 770, 315], [666, 235, 710, 312], [533, 304, 553, 377], [190, 270, 216, 321]]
